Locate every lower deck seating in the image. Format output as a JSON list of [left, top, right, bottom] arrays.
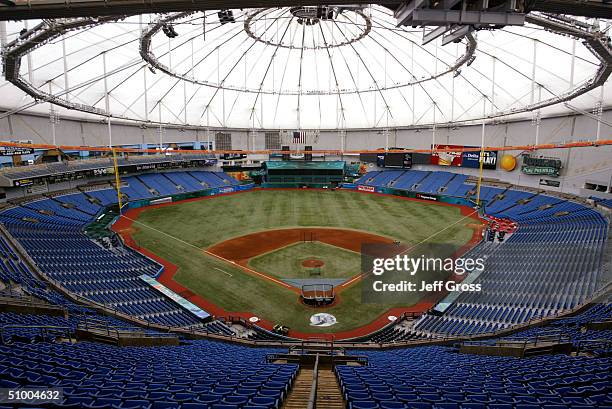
[[502, 301, 612, 354], [412, 209, 608, 338], [189, 171, 232, 188], [337, 345, 610, 409], [0, 338, 297, 409], [0, 170, 242, 334]]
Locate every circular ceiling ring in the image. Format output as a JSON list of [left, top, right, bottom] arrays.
[[138, 8, 477, 96], [243, 7, 372, 50]]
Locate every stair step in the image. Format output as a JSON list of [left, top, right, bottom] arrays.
[[283, 367, 345, 409]]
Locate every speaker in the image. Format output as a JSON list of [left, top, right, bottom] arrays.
[[282, 145, 290, 161], [305, 146, 312, 161]]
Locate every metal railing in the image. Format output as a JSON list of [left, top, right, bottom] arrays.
[[307, 353, 320, 409], [576, 338, 612, 356], [0, 324, 73, 344], [462, 332, 571, 349]]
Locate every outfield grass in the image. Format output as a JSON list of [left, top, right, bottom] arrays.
[[130, 189, 477, 333], [249, 242, 361, 280]]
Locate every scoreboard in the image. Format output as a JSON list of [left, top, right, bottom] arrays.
[[376, 152, 412, 169]]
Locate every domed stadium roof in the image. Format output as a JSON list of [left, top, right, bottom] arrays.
[[0, 7, 609, 129]]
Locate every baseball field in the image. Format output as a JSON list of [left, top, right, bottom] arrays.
[[127, 189, 481, 334]]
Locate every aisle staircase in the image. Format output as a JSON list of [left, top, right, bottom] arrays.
[[282, 368, 344, 409], [272, 342, 365, 409], [315, 369, 344, 409], [283, 369, 313, 409]]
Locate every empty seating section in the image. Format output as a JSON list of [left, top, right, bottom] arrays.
[[336, 345, 610, 409], [502, 302, 612, 352], [163, 172, 204, 192], [442, 174, 469, 195], [416, 171, 456, 194], [122, 176, 155, 199], [82, 171, 233, 204], [0, 170, 240, 330], [138, 174, 181, 196], [2, 221, 206, 328], [24, 199, 93, 223], [189, 171, 224, 188], [0, 310, 154, 342], [85, 188, 120, 207], [592, 197, 612, 208], [367, 171, 405, 187], [188, 170, 238, 188], [473, 186, 504, 202], [392, 170, 430, 190], [412, 209, 608, 338], [0, 338, 297, 409], [216, 172, 241, 186], [0, 206, 83, 227], [0, 235, 85, 310], [355, 171, 380, 185], [357, 169, 510, 201], [55, 193, 103, 216], [483, 190, 535, 215], [351, 170, 610, 339], [357, 169, 478, 196]]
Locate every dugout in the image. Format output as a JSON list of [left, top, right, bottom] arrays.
[[262, 161, 345, 187]]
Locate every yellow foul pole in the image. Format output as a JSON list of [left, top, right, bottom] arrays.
[[476, 97, 487, 207], [476, 143, 485, 207], [111, 148, 123, 213]]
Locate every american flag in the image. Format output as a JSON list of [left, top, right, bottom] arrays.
[[293, 130, 306, 144]]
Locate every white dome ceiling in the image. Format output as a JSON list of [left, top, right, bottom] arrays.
[[0, 6, 609, 129]]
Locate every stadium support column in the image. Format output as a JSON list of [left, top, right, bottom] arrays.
[[48, 83, 59, 146], [158, 103, 163, 151], [24, 21, 33, 84], [384, 128, 389, 151], [0, 21, 6, 48], [532, 85, 542, 146], [431, 102, 437, 150], [596, 86, 604, 142], [62, 36, 69, 103], [107, 117, 112, 148], [103, 51, 111, 147]]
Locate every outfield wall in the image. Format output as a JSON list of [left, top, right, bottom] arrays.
[[346, 183, 478, 209], [122, 183, 255, 210]]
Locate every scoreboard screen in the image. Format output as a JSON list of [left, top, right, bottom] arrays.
[[376, 152, 412, 169]]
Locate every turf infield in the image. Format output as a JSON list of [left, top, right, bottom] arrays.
[[129, 189, 479, 333], [249, 241, 361, 280]]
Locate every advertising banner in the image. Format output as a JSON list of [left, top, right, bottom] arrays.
[[416, 193, 438, 201], [0, 146, 34, 156], [140, 275, 210, 320], [461, 150, 498, 170], [358, 185, 376, 193], [432, 145, 497, 169], [431, 145, 464, 167]]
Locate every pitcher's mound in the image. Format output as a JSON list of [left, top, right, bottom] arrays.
[[302, 259, 325, 268]]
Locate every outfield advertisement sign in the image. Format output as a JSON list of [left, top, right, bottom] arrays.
[[140, 275, 211, 320], [0, 146, 34, 156], [431, 144, 464, 167], [415, 193, 438, 201], [218, 187, 235, 194], [357, 185, 376, 193], [431, 144, 497, 169], [461, 150, 497, 169]]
